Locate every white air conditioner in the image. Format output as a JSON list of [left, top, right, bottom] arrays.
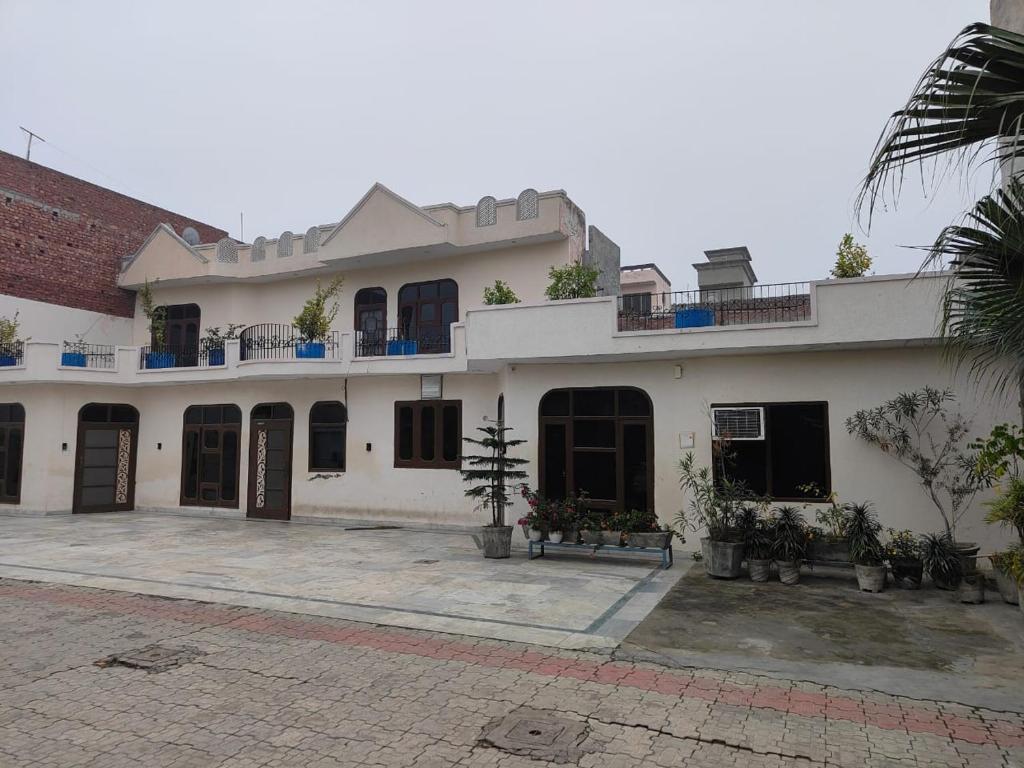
[[711, 407, 765, 440]]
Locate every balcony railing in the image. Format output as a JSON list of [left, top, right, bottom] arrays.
[[355, 327, 452, 357], [61, 341, 116, 369], [0, 342, 24, 367], [238, 324, 340, 361], [617, 282, 811, 331], [139, 343, 226, 370]]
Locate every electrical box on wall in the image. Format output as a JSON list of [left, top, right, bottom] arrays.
[[678, 431, 695, 449]]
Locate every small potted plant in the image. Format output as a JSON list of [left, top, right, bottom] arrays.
[[201, 323, 245, 366], [578, 508, 605, 545], [744, 512, 773, 583], [770, 506, 806, 585], [847, 502, 886, 592], [460, 421, 529, 559], [885, 528, 924, 589], [293, 276, 343, 358], [138, 279, 174, 369], [0, 312, 24, 366], [800, 484, 851, 562], [921, 532, 962, 590], [517, 498, 547, 543], [990, 551, 1021, 606], [625, 509, 673, 549]]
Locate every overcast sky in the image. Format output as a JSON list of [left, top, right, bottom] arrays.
[[0, 1, 995, 290]]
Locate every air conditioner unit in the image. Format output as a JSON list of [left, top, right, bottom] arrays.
[[711, 407, 765, 440]]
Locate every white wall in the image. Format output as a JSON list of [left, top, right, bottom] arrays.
[[0, 294, 133, 345]]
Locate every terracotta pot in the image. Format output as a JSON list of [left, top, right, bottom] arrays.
[[580, 530, 602, 545], [548, 531, 564, 544], [748, 559, 771, 583], [855, 564, 887, 593], [958, 575, 985, 604], [890, 559, 923, 590], [777, 560, 801, 585], [994, 569, 1020, 605], [629, 531, 673, 549], [701, 538, 745, 579], [480, 525, 513, 559]]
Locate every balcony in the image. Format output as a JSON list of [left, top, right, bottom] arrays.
[[138, 343, 226, 370], [354, 327, 453, 358], [61, 342, 116, 369], [238, 324, 341, 362], [0, 342, 24, 368], [617, 282, 811, 332]]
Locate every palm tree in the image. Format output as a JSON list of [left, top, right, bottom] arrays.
[[858, 23, 1024, 418]]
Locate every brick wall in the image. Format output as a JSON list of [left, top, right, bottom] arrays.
[[0, 150, 226, 318]]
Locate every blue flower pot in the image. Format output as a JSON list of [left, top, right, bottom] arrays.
[[0, 355, 16, 367], [387, 340, 418, 355], [295, 342, 326, 359], [675, 308, 715, 328], [207, 348, 225, 366], [145, 351, 177, 369], [61, 352, 87, 367]]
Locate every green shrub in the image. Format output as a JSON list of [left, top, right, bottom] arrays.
[[482, 280, 520, 305], [544, 262, 600, 300], [294, 276, 344, 342], [830, 233, 872, 278]]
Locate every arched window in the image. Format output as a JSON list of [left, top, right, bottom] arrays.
[[475, 196, 497, 227], [539, 387, 653, 516], [398, 279, 458, 354], [309, 401, 347, 471], [0, 403, 25, 504], [303, 226, 320, 253], [277, 231, 294, 258], [354, 287, 387, 356], [181, 405, 242, 508], [251, 236, 266, 262], [516, 189, 539, 220], [216, 237, 238, 263], [157, 304, 201, 366]]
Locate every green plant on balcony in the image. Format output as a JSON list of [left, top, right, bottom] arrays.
[[0, 311, 23, 346], [294, 276, 344, 342], [201, 323, 246, 351], [138, 280, 167, 348], [483, 280, 520, 305], [544, 262, 600, 300], [830, 233, 872, 279]]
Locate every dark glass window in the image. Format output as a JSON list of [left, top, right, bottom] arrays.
[[158, 303, 201, 366], [0, 403, 25, 504], [180, 404, 241, 508], [252, 403, 293, 420], [394, 400, 461, 469], [80, 403, 138, 423], [621, 293, 652, 315], [711, 402, 830, 500], [397, 279, 458, 354], [309, 401, 346, 471]]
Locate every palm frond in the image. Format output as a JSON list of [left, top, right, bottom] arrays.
[[858, 22, 1024, 223]]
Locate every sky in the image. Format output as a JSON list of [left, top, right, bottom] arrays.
[[0, 0, 996, 290]]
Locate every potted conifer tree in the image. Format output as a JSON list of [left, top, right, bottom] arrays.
[[461, 422, 529, 558]]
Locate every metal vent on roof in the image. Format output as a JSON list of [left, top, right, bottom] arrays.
[[711, 407, 764, 440]]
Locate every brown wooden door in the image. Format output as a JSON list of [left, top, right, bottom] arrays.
[[74, 404, 139, 513], [247, 407, 293, 521]]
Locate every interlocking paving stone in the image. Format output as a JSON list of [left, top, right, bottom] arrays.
[[0, 577, 1021, 768]]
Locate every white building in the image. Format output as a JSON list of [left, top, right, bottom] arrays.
[[0, 183, 1014, 550]]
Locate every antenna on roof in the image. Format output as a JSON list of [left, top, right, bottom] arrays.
[[240, 212, 244, 242], [19, 126, 45, 161]]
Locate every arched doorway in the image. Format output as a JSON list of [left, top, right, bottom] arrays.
[[74, 403, 139, 513], [354, 287, 387, 357], [538, 387, 653, 516], [247, 403, 294, 520]]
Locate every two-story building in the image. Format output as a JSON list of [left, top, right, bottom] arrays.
[[0, 182, 1016, 550]]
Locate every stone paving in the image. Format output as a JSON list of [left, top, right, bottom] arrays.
[[2, 577, 1022, 768]]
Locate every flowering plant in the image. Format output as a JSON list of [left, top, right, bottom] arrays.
[[518, 485, 585, 532], [884, 528, 923, 562]]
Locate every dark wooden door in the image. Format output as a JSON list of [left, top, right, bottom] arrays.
[[357, 307, 386, 356], [247, 417, 293, 520], [74, 423, 138, 513]]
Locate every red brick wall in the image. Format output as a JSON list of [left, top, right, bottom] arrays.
[[0, 150, 226, 318]]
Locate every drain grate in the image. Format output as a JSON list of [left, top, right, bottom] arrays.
[[95, 645, 203, 673], [479, 708, 590, 764]]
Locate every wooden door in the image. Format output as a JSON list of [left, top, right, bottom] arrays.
[[74, 404, 139, 513], [247, 408, 293, 521]]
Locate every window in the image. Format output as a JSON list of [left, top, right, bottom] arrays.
[[181, 405, 241, 508], [157, 303, 201, 366], [0, 403, 25, 504], [309, 401, 346, 471], [711, 402, 830, 500], [539, 388, 653, 515], [620, 293, 652, 315], [398, 279, 458, 354], [394, 400, 461, 469]]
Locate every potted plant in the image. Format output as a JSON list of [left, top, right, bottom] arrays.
[[921, 532, 962, 590], [959, 571, 986, 604], [578, 507, 605, 545], [990, 551, 1021, 606], [743, 510, 773, 583], [770, 506, 806, 585], [517, 496, 547, 543], [138, 279, 174, 369], [675, 452, 747, 579], [847, 502, 887, 592], [972, 424, 1024, 606], [460, 421, 529, 559], [201, 323, 245, 366], [0, 312, 24, 366], [624, 508, 673, 549], [846, 387, 985, 571], [885, 529, 924, 589], [293, 276, 343, 358], [800, 484, 851, 562]]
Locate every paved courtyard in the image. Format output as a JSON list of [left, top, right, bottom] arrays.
[[0, 513, 681, 649]]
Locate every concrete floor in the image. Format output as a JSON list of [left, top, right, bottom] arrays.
[[0, 512, 682, 650], [621, 562, 1024, 711]]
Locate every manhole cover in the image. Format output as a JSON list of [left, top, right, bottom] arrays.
[[95, 645, 202, 673], [479, 707, 590, 764]]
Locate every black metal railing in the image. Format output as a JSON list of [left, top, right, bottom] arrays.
[[0, 341, 24, 367], [138, 343, 226, 370], [238, 324, 340, 361], [355, 326, 452, 357], [617, 282, 811, 331], [61, 341, 116, 369]]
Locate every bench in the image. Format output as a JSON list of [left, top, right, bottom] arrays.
[[527, 540, 674, 569]]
